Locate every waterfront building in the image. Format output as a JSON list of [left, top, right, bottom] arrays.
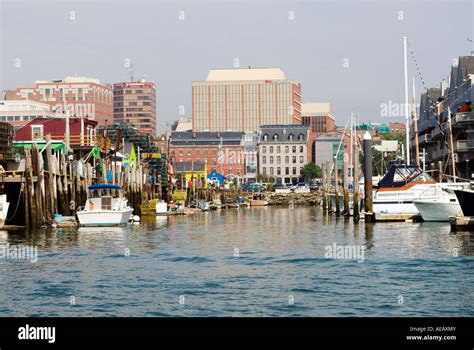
[[14, 117, 98, 148], [192, 68, 301, 132], [257, 125, 314, 185], [0, 122, 14, 159], [242, 132, 258, 183], [301, 102, 335, 135], [112, 81, 157, 138], [174, 160, 208, 188], [413, 55, 474, 179], [3, 76, 113, 126], [0, 100, 55, 131], [169, 131, 246, 181]]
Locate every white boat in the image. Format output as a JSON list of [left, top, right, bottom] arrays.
[[155, 200, 168, 215], [0, 194, 10, 228], [373, 164, 437, 221], [76, 184, 133, 227]]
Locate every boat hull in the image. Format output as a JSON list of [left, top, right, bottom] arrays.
[[453, 189, 474, 217], [76, 209, 133, 226], [413, 200, 463, 222], [250, 199, 268, 206]]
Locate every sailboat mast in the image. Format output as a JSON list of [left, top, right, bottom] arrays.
[[447, 107, 457, 182], [403, 36, 411, 166], [412, 76, 420, 166]]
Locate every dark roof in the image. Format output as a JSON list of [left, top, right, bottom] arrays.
[[170, 131, 243, 146], [259, 125, 309, 142], [175, 161, 206, 172]]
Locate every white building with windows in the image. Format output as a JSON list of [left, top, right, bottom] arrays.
[[257, 125, 314, 185], [0, 100, 55, 131]]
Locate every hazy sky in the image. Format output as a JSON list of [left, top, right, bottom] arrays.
[[1, 0, 473, 132]]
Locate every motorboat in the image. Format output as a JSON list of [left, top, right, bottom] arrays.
[[453, 187, 474, 217], [76, 184, 133, 226], [373, 164, 436, 221]]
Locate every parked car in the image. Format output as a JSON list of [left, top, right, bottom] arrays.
[[309, 183, 319, 191]]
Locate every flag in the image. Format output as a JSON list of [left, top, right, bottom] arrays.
[[125, 145, 137, 168], [92, 146, 102, 172]]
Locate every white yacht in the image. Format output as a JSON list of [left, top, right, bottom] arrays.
[[0, 194, 10, 228], [76, 184, 133, 227], [373, 164, 437, 221]]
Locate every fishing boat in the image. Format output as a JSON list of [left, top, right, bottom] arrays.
[[0, 194, 10, 229], [76, 184, 133, 226]]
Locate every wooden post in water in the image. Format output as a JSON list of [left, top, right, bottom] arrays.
[[31, 143, 44, 225], [321, 162, 327, 213], [326, 160, 332, 213], [362, 132, 375, 223], [25, 149, 37, 229], [353, 142, 360, 222], [343, 152, 349, 216], [333, 155, 340, 216], [45, 135, 56, 218], [60, 153, 70, 216]]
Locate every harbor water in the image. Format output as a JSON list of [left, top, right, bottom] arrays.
[[0, 206, 473, 317]]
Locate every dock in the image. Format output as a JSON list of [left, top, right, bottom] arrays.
[[449, 216, 474, 231]]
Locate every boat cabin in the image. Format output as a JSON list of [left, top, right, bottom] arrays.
[[86, 184, 127, 211], [377, 164, 435, 188]]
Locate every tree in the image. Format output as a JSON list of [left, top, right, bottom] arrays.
[[300, 163, 322, 181]]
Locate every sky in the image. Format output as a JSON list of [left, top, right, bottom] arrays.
[[0, 0, 473, 132]]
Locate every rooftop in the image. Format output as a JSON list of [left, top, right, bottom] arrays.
[[206, 68, 286, 82], [301, 102, 333, 117]]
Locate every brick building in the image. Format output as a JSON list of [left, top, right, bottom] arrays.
[[301, 102, 336, 135], [3, 76, 113, 126], [112, 81, 157, 138], [169, 131, 246, 180], [192, 68, 301, 132]]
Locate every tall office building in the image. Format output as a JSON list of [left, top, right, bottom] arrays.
[[113, 81, 157, 138], [3, 76, 113, 126], [192, 68, 301, 132]]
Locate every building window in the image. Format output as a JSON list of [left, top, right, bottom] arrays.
[[262, 156, 266, 164], [262, 146, 266, 153], [285, 156, 289, 164], [263, 134, 268, 141], [285, 167, 289, 175], [263, 167, 267, 175], [187, 149, 192, 156], [293, 167, 297, 175], [292, 146, 296, 153], [285, 146, 289, 153], [292, 156, 296, 164], [300, 156, 304, 163], [270, 167, 274, 175], [204, 149, 208, 156], [179, 150, 183, 156], [277, 167, 281, 175], [270, 156, 274, 164], [212, 149, 217, 155], [273, 134, 278, 141], [277, 156, 281, 164], [298, 134, 304, 141], [300, 146, 304, 153], [277, 146, 281, 153], [196, 149, 200, 155], [31, 125, 44, 140]]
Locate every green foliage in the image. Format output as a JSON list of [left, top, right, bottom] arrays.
[[300, 163, 322, 180]]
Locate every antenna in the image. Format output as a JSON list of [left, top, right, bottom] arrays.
[[127, 64, 135, 82]]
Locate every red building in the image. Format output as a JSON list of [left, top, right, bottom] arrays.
[[113, 81, 157, 138], [4, 76, 113, 127], [170, 131, 246, 177], [14, 117, 98, 147], [389, 122, 406, 136]]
